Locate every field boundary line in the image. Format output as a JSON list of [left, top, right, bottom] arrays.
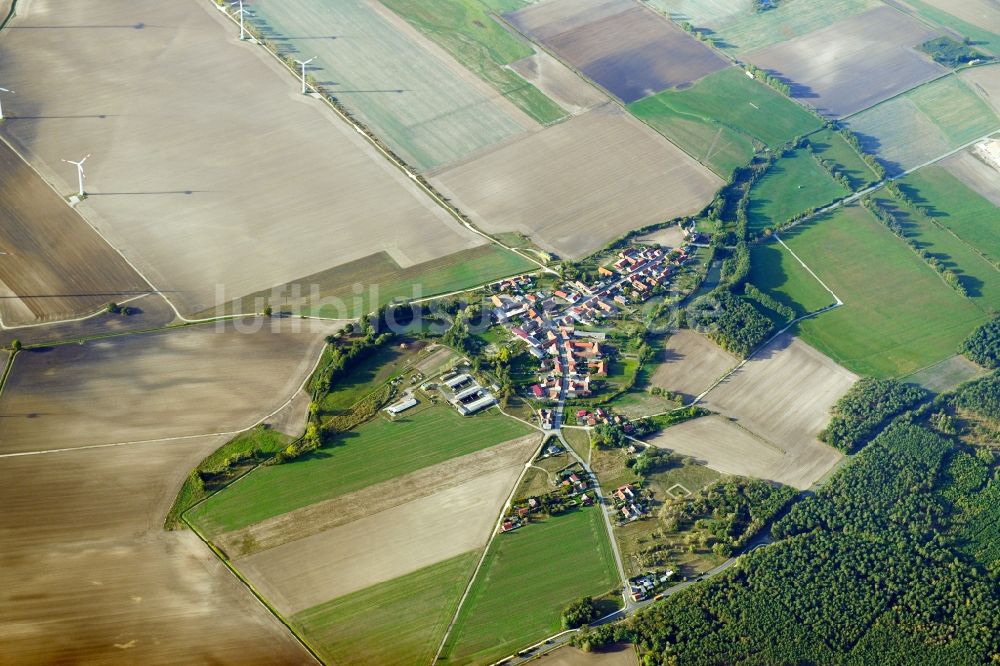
[[773, 234, 843, 305], [208, 1, 555, 280], [0, 348, 16, 400], [1, 327, 334, 459], [432, 436, 548, 664], [181, 516, 324, 665], [0, 292, 153, 332]]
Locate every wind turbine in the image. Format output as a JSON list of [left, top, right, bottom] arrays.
[[229, 0, 251, 40], [0, 87, 13, 120], [62, 154, 90, 198], [295, 57, 315, 94]]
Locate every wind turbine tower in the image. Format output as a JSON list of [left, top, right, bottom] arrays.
[[0, 87, 13, 120], [295, 57, 316, 94], [62, 154, 90, 198], [230, 0, 251, 40]]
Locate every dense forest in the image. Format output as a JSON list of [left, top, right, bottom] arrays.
[[960, 315, 1000, 369], [578, 418, 1000, 664], [820, 377, 927, 453]]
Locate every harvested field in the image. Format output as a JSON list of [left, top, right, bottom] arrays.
[[0, 319, 336, 454], [904, 354, 988, 394], [291, 551, 480, 666], [959, 64, 1000, 116], [783, 205, 989, 377], [508, 51, 609, 115], [214, 434, 540, 557], [0, 139, 149, 327], [544, 644, 640, 666], [651, 329, 738, 403], [636, 225, 686, 248], [848, 74, 1000, 176], [0, 292, 176, 348], [921, 0, 1000, 34], [650, 416, 840, 490], [941, 147, 1000, 209], [745, 6, 944, 118], [250, 0, 536, 169], [0, 0, 487, 318], [507, 0, 727, 103], [0, 436, 312, 665], [235, 465, 522, 615], [697, 333, 857, 490], [432, 103, 722, 259]]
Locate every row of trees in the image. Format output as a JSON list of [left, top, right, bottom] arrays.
[[861, 196, 968, 296]]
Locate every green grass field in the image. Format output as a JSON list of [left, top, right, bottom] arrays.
[[872, 193, 1000, 312], [900, 166, 1000, 266], [780, 204, 987, 377], [749, 240, 836, 316], [292, 551, 480, 666], [747, 149, 850, 234], [809, 128, 880, 189], [848, 75, 999, 176], [381, 0, 564, 124], [629, 68, 822, 177], [318, 343, 422, 415], [187, 404, 535, 535], [166, 426, 292, 529], [440, 509, 620, 664]]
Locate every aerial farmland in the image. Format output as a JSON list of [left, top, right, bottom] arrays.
[[432, 103, 722, 259], [744, 6, 945, 117], [5, 0, 1000, 663]]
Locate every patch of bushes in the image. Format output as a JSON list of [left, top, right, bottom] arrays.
[[562, 596, 601, 629], [919, 36, 989, 68], [692, 290, 774, 357]]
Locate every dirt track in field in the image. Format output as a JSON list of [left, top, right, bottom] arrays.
[[651, 329, 738, 403], [215, 433, 540, 558], [745, 6, 943, 117], [431, 103, 721, 260], [236, 463, 525, 615], [0, 0, 484, 318], [509, 51, 609, 116], [0, 140, 150, 327], [0, 435, 313, 665], [0, 318, 338, 454]]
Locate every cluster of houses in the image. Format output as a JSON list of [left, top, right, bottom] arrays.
[[488, 244, 696, 405], [628, 571, 674, 603], [439, 372, 495, 416], [574, 406, 634, 432], [501, 465, 595, 533], [613, 483, 648, 524]]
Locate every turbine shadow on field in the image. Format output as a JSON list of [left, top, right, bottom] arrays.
[[5, 114, 116, 120], [7, 23, 162, 30], [88, 190, 205, 196]]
